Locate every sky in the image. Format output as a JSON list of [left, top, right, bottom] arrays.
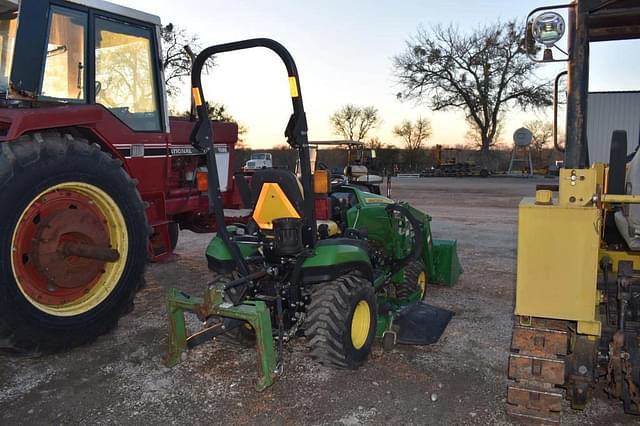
[[114, 0, 640, 149]]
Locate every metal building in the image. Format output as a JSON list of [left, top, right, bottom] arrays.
[[587, 91, 640, 164]]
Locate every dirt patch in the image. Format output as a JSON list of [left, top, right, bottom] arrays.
[[1, 177, 638, 425]]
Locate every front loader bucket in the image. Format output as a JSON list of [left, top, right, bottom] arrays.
[[396, 302, 454, 345], [431, 239, 462, 286]]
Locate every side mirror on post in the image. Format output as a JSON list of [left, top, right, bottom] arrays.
[[526, 5, 570, 63]]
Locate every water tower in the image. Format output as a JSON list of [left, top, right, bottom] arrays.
[[508, 127, 534, 176]]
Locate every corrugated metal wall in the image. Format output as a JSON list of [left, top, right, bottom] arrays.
[[587, 91, 640, 164]]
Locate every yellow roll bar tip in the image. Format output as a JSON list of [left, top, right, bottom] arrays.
[[192, 87, 203, 106], [288, 76, 299, 98]]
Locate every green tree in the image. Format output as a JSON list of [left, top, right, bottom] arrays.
[[394, 20, 551, 168]]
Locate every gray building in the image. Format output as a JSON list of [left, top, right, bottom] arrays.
[[587, 91, 640, 164]]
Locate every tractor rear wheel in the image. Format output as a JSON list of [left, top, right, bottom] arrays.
[[168, 222, 179, 251], [0, 133, 148, 353], [306, 273, 377, 369], [396, 261, 427, 301]]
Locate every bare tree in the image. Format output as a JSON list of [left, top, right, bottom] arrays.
[[394, 20, 551, 168], [160, 23, 213, 97], [525, 119, 554, 167], [465, 117, 504, 148], [365, 136, 384, 150], [330, 104, 380, 141], [393, 118, 431, 170], [393, 118, 432, 151]]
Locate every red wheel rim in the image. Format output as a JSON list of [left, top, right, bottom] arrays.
[[12, 188, 111, 306], [11, 182, 128, 316]]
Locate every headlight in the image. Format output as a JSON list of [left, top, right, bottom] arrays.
[[532, 12, 565, 47]]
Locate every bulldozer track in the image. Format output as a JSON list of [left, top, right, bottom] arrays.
[[507, 319, 570, 425]]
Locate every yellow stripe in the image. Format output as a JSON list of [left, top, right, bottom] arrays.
[[288, 76, 299, 98], [192, 87, 202, 106]]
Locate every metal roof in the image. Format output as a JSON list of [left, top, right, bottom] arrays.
[[588, 0, 640, 42], [587, 91, 640, 164], [68, 0, 161, 25], [0, 0, 161, 25]]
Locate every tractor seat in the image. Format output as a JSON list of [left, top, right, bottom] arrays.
[[249, 169, 339, 237], [611, 131, 640, 250]]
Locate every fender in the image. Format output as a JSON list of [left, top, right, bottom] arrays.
[[301, 241, 372, 284], [205, 234, 259, 273]]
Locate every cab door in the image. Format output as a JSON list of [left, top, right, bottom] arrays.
[[89, 11, 169, 193]]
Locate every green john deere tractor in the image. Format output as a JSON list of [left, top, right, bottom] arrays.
[[165, 38, 461, 390]]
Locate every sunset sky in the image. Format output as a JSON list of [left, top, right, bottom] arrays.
[[116, 0, 639, 149]]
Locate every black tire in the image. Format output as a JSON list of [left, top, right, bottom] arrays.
[[0, 132, 149, 353], [206, 271, 257, 347], [396, 261, 427, 301], [382, 332, 395, 352], [168, 222, 179, 251], [306, 273, 377, 369]]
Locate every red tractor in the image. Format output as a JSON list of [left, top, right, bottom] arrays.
[[0, 0, 244, 353]]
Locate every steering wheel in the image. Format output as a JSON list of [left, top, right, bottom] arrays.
[[330, 174, 348, 191]]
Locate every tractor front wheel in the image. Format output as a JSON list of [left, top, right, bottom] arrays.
[[306, 273, 377, 369], [0, 133, 148, 353], [396, 261, 427, 301]]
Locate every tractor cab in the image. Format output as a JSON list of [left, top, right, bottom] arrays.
[[0, 0, 167, 132]]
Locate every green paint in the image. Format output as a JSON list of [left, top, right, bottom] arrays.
[[302, 243, 371, 268], [431, 239, 463, 286], [206, 234, 258, 261], [165, 283, 278, 391], [168, 182, 461, 392]]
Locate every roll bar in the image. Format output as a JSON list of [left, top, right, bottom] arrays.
[[189, 38, 316, 279]]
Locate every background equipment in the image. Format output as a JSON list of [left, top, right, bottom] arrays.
[[507, 1, 640, 423], [423, 144, 489, 177]]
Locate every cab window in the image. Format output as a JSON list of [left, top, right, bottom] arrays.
[[94, 17, 160, 131], [0, 11, 17, 93], [40, 7, 87, 101]]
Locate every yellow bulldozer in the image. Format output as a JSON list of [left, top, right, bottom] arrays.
[[507, 1, 640, 424]]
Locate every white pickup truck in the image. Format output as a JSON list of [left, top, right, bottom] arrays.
[[243, 152, 273, 170]]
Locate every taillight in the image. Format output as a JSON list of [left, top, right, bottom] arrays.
[[314, 197, 329, 220], [196, 171, 208, 192]]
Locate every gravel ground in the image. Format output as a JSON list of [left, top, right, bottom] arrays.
[[1, 177, 638, 425]]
